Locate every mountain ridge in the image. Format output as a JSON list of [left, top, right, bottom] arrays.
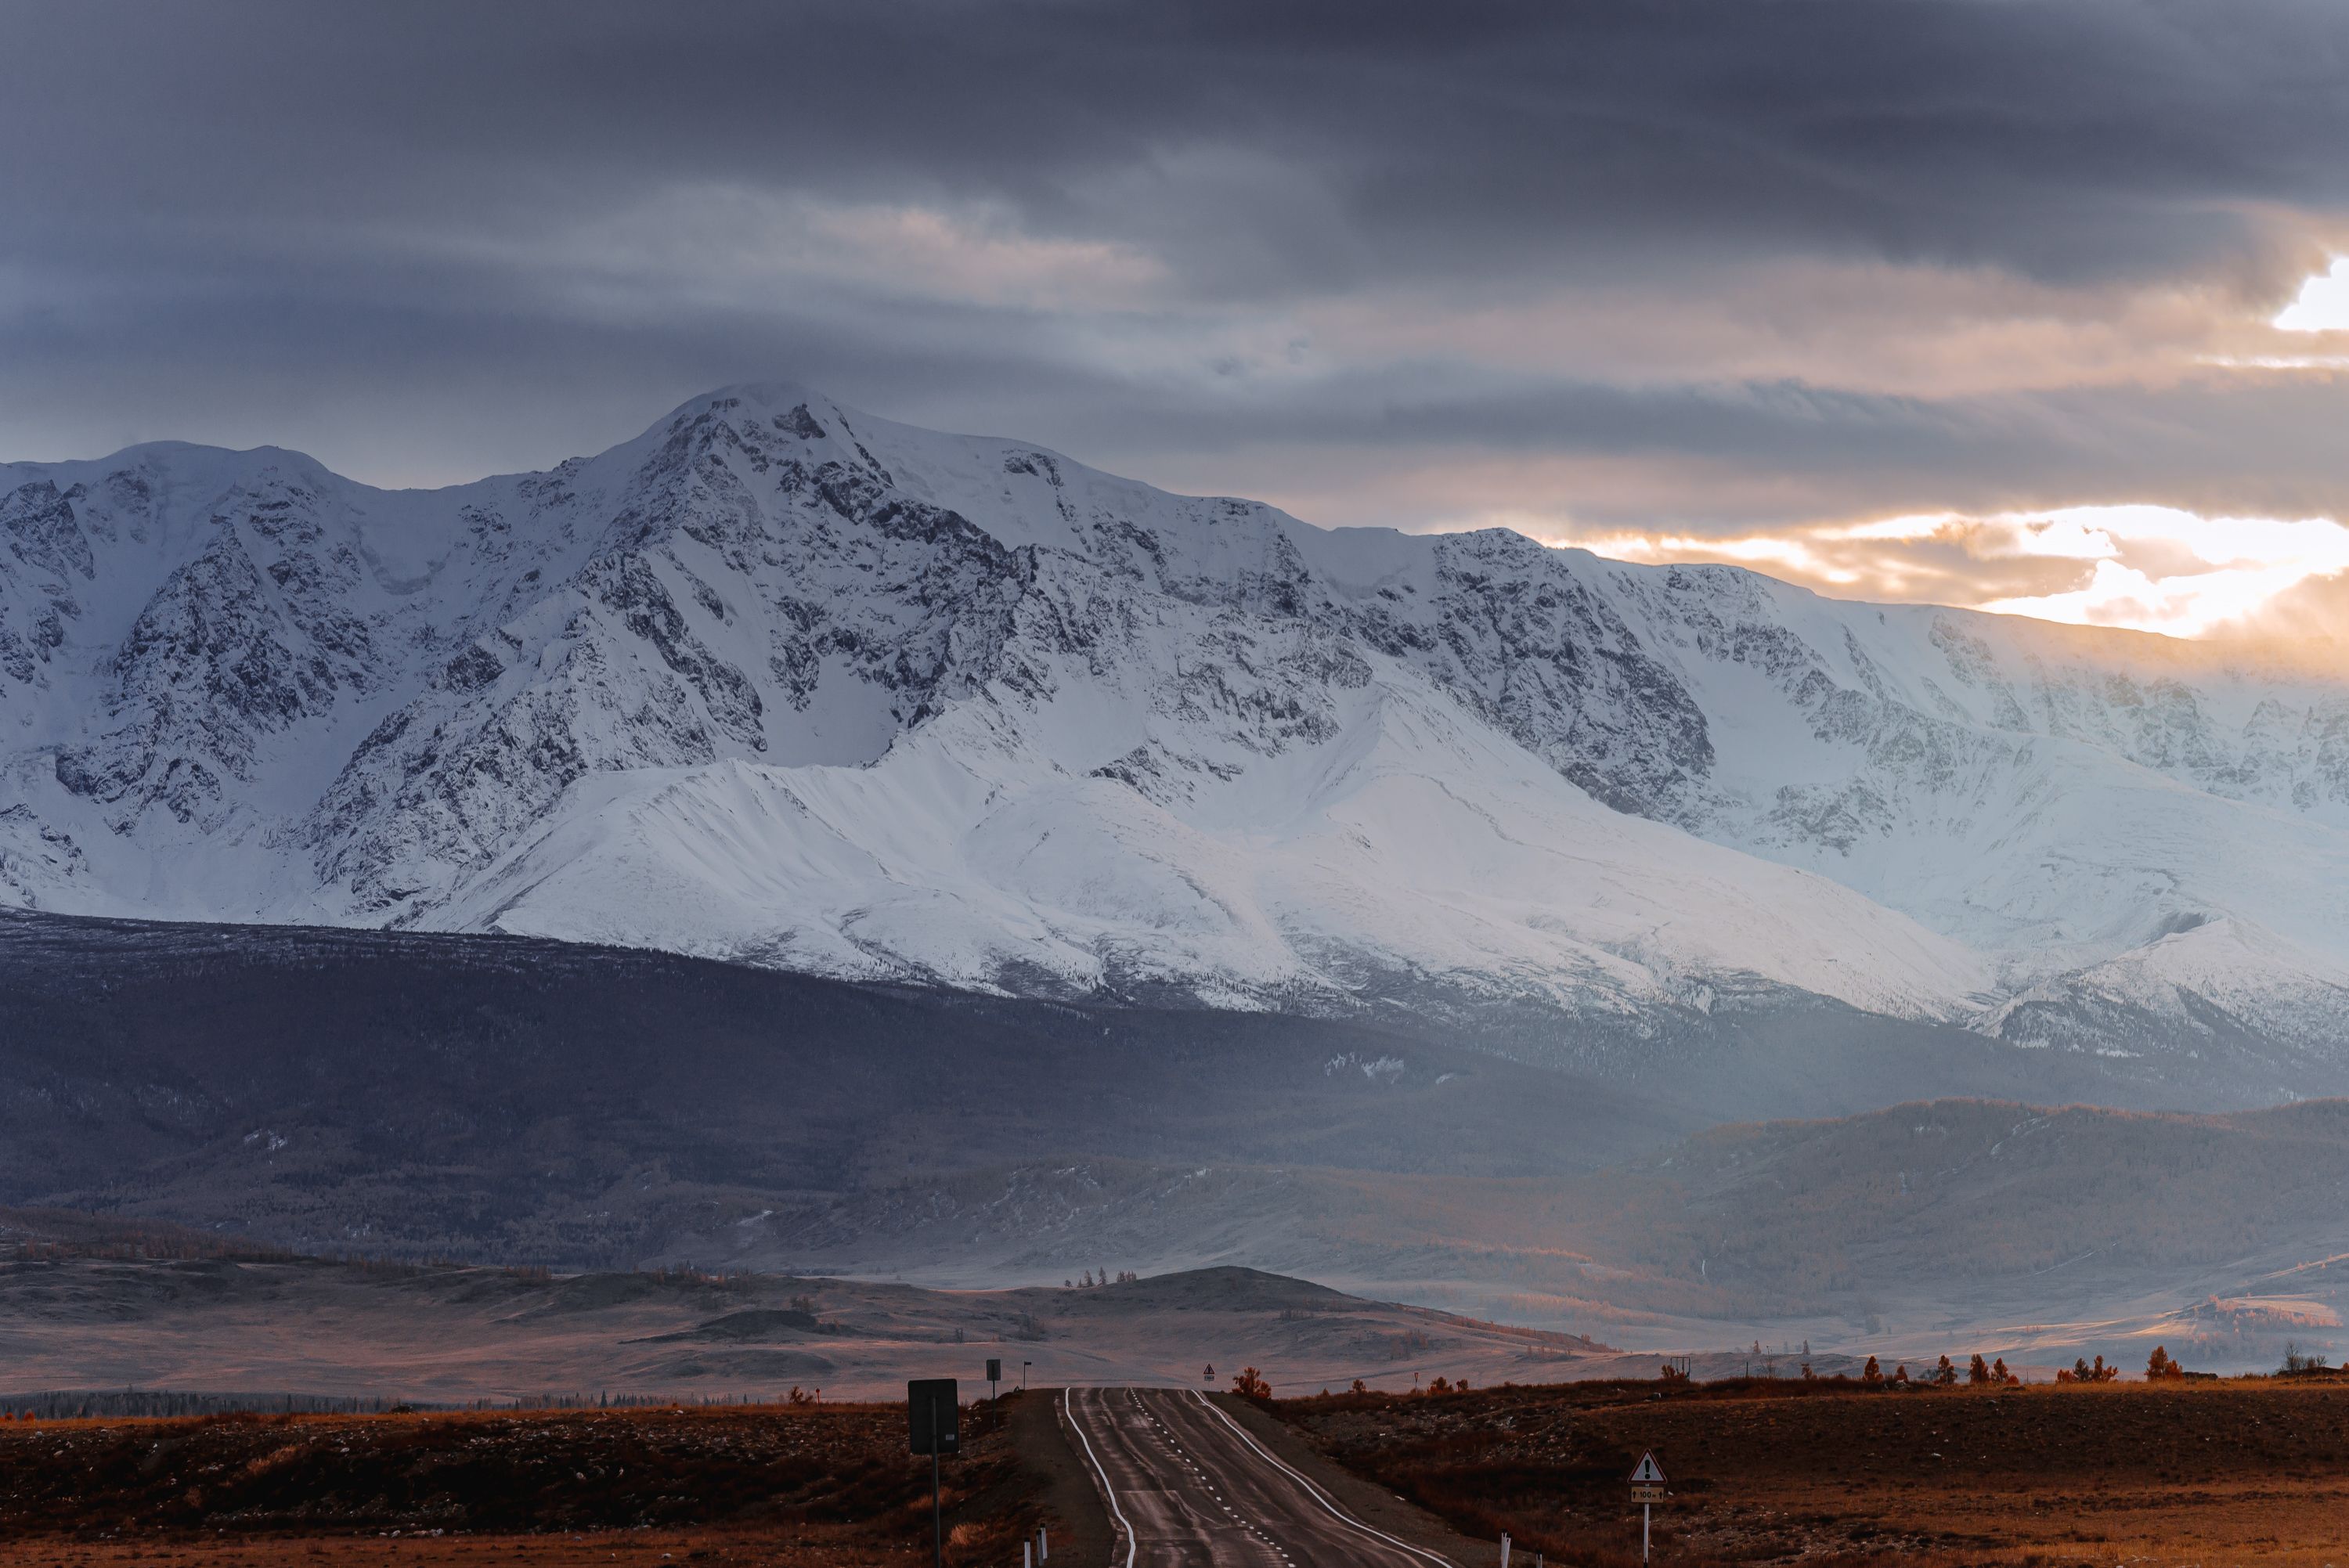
[[9, 382, 2349, 1098]]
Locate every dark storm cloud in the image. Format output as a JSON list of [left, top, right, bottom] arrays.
[[1056, 366, 2349, 530], [14, 0, 2347, 288], [4, 0, 2348, 535]]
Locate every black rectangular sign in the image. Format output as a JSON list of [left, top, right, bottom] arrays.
[[907, 1378, 959, 1454], [986, 1358, 1001, 1382]]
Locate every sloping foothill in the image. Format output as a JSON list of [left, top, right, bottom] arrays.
[[0, 1209, 1614, 1405]]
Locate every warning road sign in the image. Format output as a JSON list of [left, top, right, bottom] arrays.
[[1630, 1451, 1668, 1561]]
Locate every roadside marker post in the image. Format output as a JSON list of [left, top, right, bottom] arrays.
[[1499, 1530, 1511, 1566], [1629, 1452, 1666, 1563], [987, 1357, 1001, 1403]]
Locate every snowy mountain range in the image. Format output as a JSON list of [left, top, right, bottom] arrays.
[[8, 383, 2349, 1094]]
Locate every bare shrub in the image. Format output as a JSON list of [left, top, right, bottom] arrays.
[[2282, 1341, 2334, 1375]]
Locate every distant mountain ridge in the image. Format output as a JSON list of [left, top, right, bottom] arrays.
[[9, 383, 2349, 1098]]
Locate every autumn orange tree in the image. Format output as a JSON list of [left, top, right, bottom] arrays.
[[1967, 1354, 1993, 1386], [2146, 1345, 2185, 1380], [1231, 1368, 1272, 1399]]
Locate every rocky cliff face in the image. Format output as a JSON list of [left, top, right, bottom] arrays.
[[7, 384, 2349, 1095]]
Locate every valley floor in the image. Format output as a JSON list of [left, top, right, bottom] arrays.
[[0, 1244, 1612, 1405]]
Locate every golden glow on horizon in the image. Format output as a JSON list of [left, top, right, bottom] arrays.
[[1543, 504, 2349, 639]]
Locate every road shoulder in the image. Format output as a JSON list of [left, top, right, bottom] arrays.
[[1009, 1389, 1117, 1565]]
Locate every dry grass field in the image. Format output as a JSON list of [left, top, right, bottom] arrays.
[[0, 1397, 1052, 1567], [1276, 1373, 2349, 1566], [20, 1372, 2349, 1565]]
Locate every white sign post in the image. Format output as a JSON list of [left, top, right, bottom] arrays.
[[1629, 1452, 1666, 1563]]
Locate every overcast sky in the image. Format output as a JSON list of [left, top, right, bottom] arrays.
[[8, 0, 2349, 633]]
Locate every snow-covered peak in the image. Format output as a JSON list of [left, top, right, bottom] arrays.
[[10, 384, 2349, 1098]]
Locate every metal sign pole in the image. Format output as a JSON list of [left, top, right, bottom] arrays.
[[907, 1376, 958, 1568], [1643, 1502, 1650, 1563]]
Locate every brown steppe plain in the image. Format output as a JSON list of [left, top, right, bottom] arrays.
[[1277, 1375, 2349, 1566], [0, 1394, 1066, 1567], [9, 1376, 2349, 1565]]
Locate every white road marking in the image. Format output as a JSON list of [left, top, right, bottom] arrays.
[[1185, 1390, 1460, 1568], [1063, 1388, 1138, 1568]]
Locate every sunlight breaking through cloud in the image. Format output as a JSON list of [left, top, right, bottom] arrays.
[[1559, 505, 2349, 639], [2275, 258, 2349, 332]]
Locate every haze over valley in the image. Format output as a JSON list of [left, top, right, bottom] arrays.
[[9, 389, 2349, 1376]]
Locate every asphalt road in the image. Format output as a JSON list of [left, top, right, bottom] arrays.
[[1062, 1386, 1459, 1568]]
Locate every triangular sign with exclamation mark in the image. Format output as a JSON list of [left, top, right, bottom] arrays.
[[1629, 1452, 1666, 1484]]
